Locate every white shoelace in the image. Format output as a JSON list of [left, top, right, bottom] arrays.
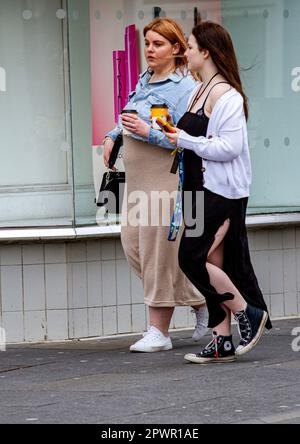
[[141, 326, 164, 341], [234, 311, 252, 344]]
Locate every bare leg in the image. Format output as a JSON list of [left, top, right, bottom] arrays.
[[206, 263, 246, 313], [211, 303, 232, 336], [207, 231, 226, 269], [149, 306, 174, 336], [206, 219, 247, 314], [206, 228, 232, 336]]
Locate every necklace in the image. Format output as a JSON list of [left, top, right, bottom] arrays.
[[189, 72, 219, 111]]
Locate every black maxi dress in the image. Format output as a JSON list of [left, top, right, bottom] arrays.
[[176, 94, 272, 330]]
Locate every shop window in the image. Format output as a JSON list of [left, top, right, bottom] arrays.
[[222, 0, 300, 213], [0, 0, 73, 227]]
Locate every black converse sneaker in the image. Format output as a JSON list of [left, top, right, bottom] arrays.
[[184, 332, 236, 364], [234, 304, 268, 356]]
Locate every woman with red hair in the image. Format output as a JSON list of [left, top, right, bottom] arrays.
[[103, 18, 207, 352]]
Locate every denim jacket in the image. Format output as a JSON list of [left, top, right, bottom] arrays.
[[105, 68, 197, 149]]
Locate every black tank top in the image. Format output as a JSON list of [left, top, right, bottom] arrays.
[[177, 82, 229, 192]]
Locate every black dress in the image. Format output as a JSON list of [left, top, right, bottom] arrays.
[[176, 94, 272, 330]]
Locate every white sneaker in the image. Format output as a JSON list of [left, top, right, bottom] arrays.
[[129, 326, 173, 352], [192, 306, 209, 341]]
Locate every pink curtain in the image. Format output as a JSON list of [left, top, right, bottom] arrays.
[[125, 24, 139, 103], [113, 50, 126, 123]]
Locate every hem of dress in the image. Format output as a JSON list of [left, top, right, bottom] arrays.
[[144, 297, 206, 307]]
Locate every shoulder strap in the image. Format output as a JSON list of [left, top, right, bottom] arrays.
[[188, 72, 220, 112], [201, 82, 231, 110]]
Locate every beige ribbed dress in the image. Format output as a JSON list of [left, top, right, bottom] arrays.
[[121, 135, 205, 307]]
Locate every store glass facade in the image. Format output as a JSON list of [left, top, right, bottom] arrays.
[[1, 0, 299, 230]]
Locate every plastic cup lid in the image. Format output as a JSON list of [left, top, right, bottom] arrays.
[[150, 104, 168, 108], [121, 109, 138, 113]]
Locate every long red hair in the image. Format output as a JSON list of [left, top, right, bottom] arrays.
[[192, 21, 249, 120]]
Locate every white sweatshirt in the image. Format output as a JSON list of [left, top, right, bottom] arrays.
[[178, 87, 252, 199]]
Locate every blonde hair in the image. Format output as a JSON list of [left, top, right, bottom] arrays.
[[143, 18, 187, 69]]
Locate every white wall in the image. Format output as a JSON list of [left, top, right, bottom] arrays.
[[0, 227, 299, 343]]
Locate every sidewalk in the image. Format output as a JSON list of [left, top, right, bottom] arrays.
[[0, 318, 299, 424]]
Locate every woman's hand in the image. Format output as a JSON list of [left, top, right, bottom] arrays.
[[163, 127, 180, 146], [121, 113, 150, 138], [103, 137, 116, 170]]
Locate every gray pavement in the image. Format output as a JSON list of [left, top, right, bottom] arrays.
[[0, 318, 300, 424]]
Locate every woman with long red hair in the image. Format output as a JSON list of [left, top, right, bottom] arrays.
[[165, 20, 272, 364]]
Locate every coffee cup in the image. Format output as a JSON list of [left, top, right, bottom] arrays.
[[121, 109, 138, 135], [150, 104, 168, 130]]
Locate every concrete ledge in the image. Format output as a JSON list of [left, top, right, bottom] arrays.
[[0, 212, 300, 241], [246, 212, 300, 230]]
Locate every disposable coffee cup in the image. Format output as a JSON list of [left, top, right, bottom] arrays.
[[151, 104, 168, 130], [121, 109, 138, 135]]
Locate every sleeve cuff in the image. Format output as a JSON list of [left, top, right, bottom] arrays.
[[105, 128, 121, 143], [178, 130, 190, 149], [178, 130, 206, 151], [148, 127, 157, 145]]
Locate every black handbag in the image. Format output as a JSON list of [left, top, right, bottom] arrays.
[[96, 134, 125, 214]]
